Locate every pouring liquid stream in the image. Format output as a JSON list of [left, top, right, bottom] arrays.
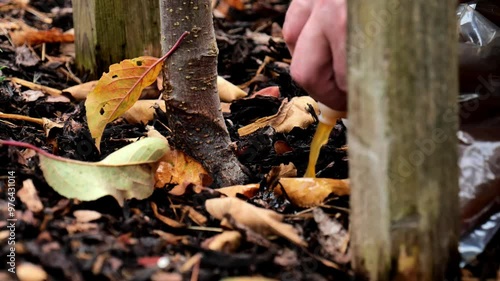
[[304, 121, 335, 178]]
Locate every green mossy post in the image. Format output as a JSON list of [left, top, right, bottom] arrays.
[[73, 0, 161, 79], [348, 0, 460, 280]]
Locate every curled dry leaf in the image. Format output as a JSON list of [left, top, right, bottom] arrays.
[[266, 163, 297, 187], [217, 183, 260, 198], [205, 197, 307, 247], [275, 178, 350, 208], [18, 179, 43, 213], [238, 96, 319, 137], [62, 80, 98, 100], [42, 117, 63, 137], [121, 100, 166, 124], [218, 76, 248, 102], [205, 230, 242, 252], [155, 147, 212, 190], [251, 86, 280, 98]]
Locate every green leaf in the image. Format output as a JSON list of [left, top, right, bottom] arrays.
[[39, 137, 169, 205]]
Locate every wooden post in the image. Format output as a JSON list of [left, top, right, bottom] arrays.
[[348, 0, 460, 280], [73, 0, 161, 79]]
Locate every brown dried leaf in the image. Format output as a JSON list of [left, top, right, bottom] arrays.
[[121, 100, 166, 124], [42, 117, 63, 137], [218, 76, 247, 102], [275, 178, 350, 208], [217, 183, 260, 198], [205, 197, 307, 246], [251, 86, 280, 98], [155, 148, 212, 190], [238, 96, 319, 137], [62, 81, 98, 100]]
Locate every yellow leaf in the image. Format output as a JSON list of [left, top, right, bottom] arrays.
[[275, 178, 350, 208], [85, 56, 163, 150], [218, 76, 247, 102]]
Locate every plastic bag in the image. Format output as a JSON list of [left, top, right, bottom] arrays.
[[458, 3, 497, 46]]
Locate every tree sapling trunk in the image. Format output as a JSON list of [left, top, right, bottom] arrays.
[[159, 0, 249, 186]]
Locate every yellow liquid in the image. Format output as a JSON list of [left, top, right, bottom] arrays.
[[304, 121, 335, 178]]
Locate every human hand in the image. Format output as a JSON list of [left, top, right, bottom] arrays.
[[283, 0, 347, 111]]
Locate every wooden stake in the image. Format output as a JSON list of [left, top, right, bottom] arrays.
[[348, 1, 460, 280], [73, 0, 161, 79]]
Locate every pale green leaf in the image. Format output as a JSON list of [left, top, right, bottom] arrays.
[[39, 138, 169, 205]]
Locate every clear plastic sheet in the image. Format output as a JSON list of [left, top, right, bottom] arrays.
[[458, 2, 500, 95], [457, 3, 500, 266], [458, 96, 500, 266], [458, 3, 497, 46]]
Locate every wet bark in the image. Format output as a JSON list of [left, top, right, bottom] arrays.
[[159, 0, 249, 186]]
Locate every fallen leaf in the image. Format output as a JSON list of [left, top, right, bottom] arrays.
[[73, 210, 102, 223], [122, 100, 166, 124], [39, 137, 169, 205], [251, 86, 280, 98], [42, 117, 63, 137], [151, 202, 184, 228], [204, 230, 242, 252], [10, 27, 74, 46], [266, 163, 297, 187], [45, 95, 71, 103], [85, 33, 189, 150], [275, 178, 350, 208], [238, 96, 319, 137], [155, 147, 212, 190], [17, 179, 43, 213], [15, 45, 40, 66], [217, 183, 260, 198], [273, 140, 293, 155], [16, 262, 48, 281], [85, 56, 163, 150], [20, 90, 45, 102], [205, 197, 307, 247], [218, 76, 247, 102], [62, 80, 98, 100]]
